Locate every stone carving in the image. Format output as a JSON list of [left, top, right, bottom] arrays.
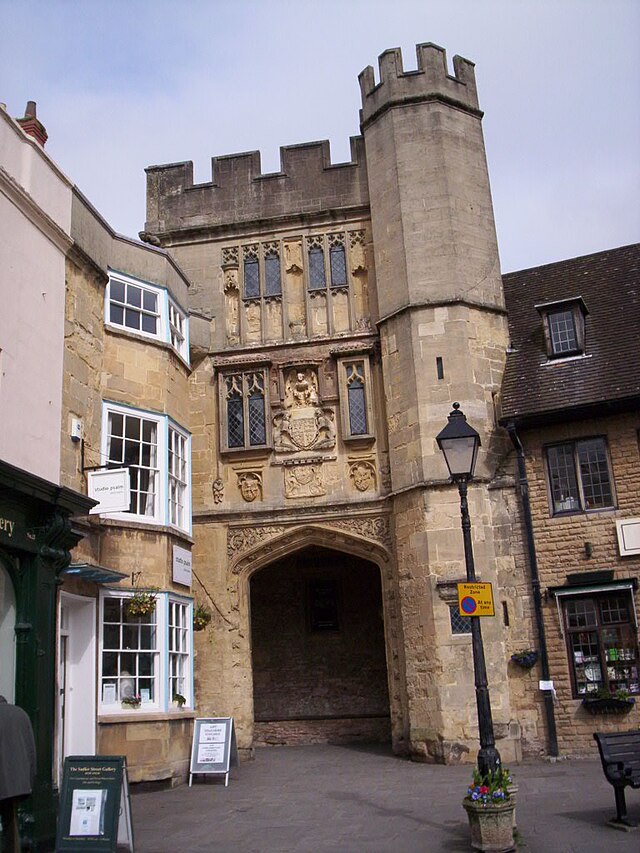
[[223, 269, 238, 293], [284, 240, 303, 273], [349, 230, 367, 274], [227, 526, 286, 558], [236, 471, 262, 503], [284, 464, 326, 498], [224, 268, 240, 345], [328, 232, 345, 248], [332, 516, 392, 549], [273, 367, 335, 453], [212, 478, 224, 504], [221, 246, 239, 268], [243, 244, 258, 261], [349, 459, 377, 492]]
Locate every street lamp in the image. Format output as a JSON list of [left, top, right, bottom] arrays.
[[436, 402, 501, 778]]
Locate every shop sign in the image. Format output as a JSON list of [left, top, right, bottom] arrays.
[[87, 469, 130, 514], [172, 545, 192, 587]]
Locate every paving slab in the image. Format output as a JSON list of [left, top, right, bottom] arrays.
[[130, 744, 640, 852]]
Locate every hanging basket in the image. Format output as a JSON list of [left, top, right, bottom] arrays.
[[510, 650, 538, 669], [125, 590, 157, 618], [582, 696, 635, 715], [193, 605, 212, 632]]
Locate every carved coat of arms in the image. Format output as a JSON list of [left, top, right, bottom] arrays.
[[273, 368, 335, 454]]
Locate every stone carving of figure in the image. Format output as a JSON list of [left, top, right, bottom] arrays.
[[287, 369, 319, 408], [315, 408, 335, 450]]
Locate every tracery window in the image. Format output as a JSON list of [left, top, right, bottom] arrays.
[[336, 356, 375, 442], [346, 363, 368, 436], [222, 369, 268, 451]]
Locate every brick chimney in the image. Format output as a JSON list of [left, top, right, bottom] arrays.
[[17, 101, 48, 147]]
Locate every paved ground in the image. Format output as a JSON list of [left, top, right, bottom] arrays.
[[131, 744, 640, 852]]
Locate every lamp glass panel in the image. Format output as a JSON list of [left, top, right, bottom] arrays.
[[440, 436, 478, 476]]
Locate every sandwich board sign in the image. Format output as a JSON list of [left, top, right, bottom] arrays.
[[189, 717, 238, 787], [55, 755, 134, 852]]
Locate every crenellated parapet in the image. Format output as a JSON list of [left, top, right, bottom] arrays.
[[144, 137, 369, 240], [359, 42, 479, 129]]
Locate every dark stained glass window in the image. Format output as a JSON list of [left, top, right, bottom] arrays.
[[244, 257, 260, 298], [346, 363, 367, 435], [264, 253, 281, 297]]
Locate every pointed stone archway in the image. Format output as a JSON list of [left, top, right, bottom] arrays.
[[226, 522, 408, 750]]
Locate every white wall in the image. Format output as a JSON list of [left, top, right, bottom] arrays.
[[0, 107, 72, 483]]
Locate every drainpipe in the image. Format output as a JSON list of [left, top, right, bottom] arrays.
[[506, 422, 559, 758]]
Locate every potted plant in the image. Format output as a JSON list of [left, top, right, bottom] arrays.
[[193, 603, 212, 631], [121, 695, 142, 710], [582, 687, 636, 715], [172, 693, 187, 709], [510, 649, 538, 669], [126, 588, 158, 618], [463, 766, 516, 852]]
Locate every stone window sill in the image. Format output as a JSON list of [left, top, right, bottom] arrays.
[[98, 710, 196, 724]]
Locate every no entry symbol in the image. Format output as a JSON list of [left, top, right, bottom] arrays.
[[460, 596, 477, 615]]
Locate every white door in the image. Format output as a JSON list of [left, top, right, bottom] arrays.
[[56, 593, 96, 784]]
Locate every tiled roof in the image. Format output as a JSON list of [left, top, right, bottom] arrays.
[[500, 243, 640, 425]]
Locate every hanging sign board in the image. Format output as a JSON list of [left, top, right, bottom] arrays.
[[189, 717, 238, 787], [55, 755, 134, 852], [457, 582, 495, 617], [87, 469, 130, 515], [172, 545, 193, 587]]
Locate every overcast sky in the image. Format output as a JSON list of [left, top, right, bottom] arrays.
[[1, 0, 638, 272]]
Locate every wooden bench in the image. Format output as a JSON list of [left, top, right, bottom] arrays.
[[593, 730, 640, 828]]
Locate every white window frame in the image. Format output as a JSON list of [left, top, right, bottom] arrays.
[[98, 590, 194, 715], [101, 402, 192, 534], [106, 270, 189, 363]]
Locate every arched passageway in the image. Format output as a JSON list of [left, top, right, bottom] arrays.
[[250, 546, 390, 745]]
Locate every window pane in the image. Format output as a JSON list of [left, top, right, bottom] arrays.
[[142, 290, 157, 312], [547, 444, 580, 513], [549, 309, 578, 354], [577, 439, 613, 509], [566, 598, 597, 629], [227, 398, 244, 448], [110, 280, 125, 303], [244, 258, 259, 298], [450, 606, 471, 635], [124, 308, 140, 330], [265, 254, 281, 296], [141, 313, 157, 334], [308, 246, 326, 289], [127, 286, 142, 308], [110, 304, 124, 325], [248, 393, 266, 446], [329, 245, 347, 287]]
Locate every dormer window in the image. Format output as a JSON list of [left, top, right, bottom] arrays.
[[536, 297, 588, 359]]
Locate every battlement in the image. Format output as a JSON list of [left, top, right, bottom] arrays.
[[144, 136, 369, 238], [359, 42, 479, 128]]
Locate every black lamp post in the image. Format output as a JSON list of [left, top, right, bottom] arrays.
[[436, 402, 501, 779]]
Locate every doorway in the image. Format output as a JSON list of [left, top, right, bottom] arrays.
[[56, 593, 96, 784], [250, 547, 390, 744]]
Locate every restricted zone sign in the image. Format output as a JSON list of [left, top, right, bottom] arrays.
[[457, 582, 495, 617]]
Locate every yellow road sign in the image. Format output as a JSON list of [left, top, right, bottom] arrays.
[[457, 582, 495, 617]]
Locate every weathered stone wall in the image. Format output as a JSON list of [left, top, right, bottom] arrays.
[[522, 413, 640, 754], [98, 715, 194, 784]]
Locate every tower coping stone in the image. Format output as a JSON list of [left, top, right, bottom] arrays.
[[359, 42, 480, 128]]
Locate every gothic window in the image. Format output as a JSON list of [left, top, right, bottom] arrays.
[[329, 243, 347, 288], [264, 247, 282, 297], [346, 363, 367, 435], [546, 437, 614, 515], [243, 251, 260, 299], [336, 356, 375, 442], [222, 370, 269, 451], [308, 244, 326, 290]]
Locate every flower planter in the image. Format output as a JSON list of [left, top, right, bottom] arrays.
[[581, 696, 635, 715], [463, 799, 516, 852], [510, 650, 538, 669], [121, 702, 141, 711]]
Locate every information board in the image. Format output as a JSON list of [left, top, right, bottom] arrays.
[[457, 582, 495, 617], [55, 755, 134, 852], [189, 717, 238, 787]]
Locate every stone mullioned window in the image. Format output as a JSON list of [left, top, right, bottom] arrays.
[[219, 368, 269, 453], [545, 436, 614, 515]]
